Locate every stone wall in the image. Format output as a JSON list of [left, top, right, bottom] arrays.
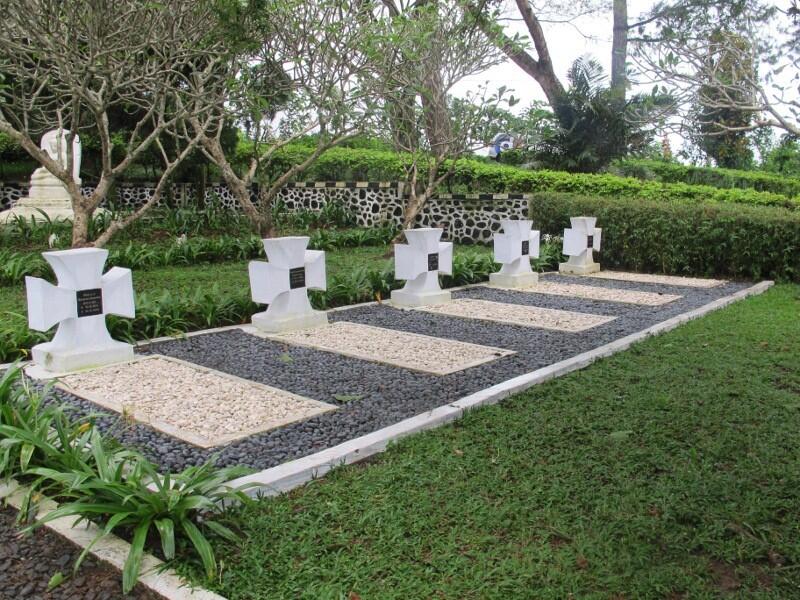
[[0, 180, 530, 243]]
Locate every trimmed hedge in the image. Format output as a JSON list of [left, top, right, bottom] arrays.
[[614, 159, 800, 198], [259, 145, 799, 210], [529, 192, 800, 282]]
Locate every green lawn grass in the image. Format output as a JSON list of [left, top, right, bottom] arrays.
[[0, 245, 492, 314], [175, 284, 800, 599]]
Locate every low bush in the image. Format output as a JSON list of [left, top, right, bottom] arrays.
[[0, 365, 251, 593], [530, 192, 800, 281], [0, 226, 398, 286], [262, 145, 799, 210], [0, 245, 561, 362], [613, 159, 800, 198]]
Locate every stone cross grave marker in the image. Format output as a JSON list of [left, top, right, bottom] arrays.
[[249, 236, 327, 332], [560, 216, 602, 275], [25, 248, 135, 376], [391, 227, 453, 307], [490, 219, 541, 288]]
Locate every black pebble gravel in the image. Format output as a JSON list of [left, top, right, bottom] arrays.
[[0, 507, 164, 600], [46, 274, 751, 473]]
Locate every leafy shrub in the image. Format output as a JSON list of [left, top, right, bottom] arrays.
[[0, 364, 251, 593], [613, 159, 800, 198], [530, 192, 800, 281], [261, 145, 798, 209], [0, 227, 398, 286]]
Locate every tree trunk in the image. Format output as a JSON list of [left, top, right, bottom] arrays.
[[611, 0, 628, 100], [71, 203, 91, 247]]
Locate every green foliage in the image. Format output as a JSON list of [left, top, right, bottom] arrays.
[[260, 145, 799, 209], [530, 192, 800, 281], [0, 225, 398, 286], [172, 285, 800, 599], [529, 57, 671, 173], [0, 364, 251, 593], [613, 159, 800, 197], [690, 31, 756, 169], [762, 136, 800, 178]]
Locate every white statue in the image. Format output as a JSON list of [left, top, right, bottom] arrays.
[[0, 129, 83, 222], [559, 216, 603, 275], [489, 219, 541, 288], [32, 129, 82, 184]]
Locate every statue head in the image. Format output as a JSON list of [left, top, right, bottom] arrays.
[[39, 129, 82, 183]]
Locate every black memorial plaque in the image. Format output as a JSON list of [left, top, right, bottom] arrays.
[[289, 267, 306, 289], [587, 235, 594, 248], [521, 240, 530, 256], [76, 288, 103, 318], [427, 253, 439, 271]]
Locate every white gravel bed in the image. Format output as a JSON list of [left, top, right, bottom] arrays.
[[586, 271, 727, 288], [57, 356, 334, 448], [417, 298, 616, 332], [268, 321, 514, 375], [514, 281, 683, 305]]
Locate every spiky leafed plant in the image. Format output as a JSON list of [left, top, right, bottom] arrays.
[[532, 56, 672, 173]]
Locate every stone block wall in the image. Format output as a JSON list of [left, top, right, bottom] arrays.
[[0, 180, 530, 243]]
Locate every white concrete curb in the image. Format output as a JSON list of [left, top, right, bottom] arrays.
[[225, 280, 774, 497], [0, 480, 227, 600]]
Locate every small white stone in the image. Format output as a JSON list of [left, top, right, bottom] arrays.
[[418, 298, 616, 332], [58, 356, 334, 448], [586, 271, 726, 288], [517, 280, 682, 305], [270, 321, 514, 375]]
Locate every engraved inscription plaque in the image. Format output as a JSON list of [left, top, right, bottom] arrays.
[[289, 267, 306, 289], [76, 288, 103, 318], [521, 240, 529, 256], [427, 253, 439, 271]]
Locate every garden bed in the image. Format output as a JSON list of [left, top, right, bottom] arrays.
[[43, 273, 751, 473], [0, 506, 165, 600]]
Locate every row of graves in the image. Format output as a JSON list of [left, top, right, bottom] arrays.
[[21, 218, 753, 480]]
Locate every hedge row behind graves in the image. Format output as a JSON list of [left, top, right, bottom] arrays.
[[259, 145, 799, 209], [530, 192, 800, 282]]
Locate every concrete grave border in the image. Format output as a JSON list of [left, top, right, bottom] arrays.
[[0, 479, 227, 600], [225, 280, 774, 497]]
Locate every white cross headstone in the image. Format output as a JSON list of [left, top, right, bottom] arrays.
[[248, 236, 328, 332], [390, 227, 453, 307], [559, 216, 602, 275], [489, 219, 541, 288], [25, 248, 135, 376]]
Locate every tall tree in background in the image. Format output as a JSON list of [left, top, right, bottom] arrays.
[[189, 0, 384, 236], [0, 0, 227, 247], [371, 0, 509, 239], [631, 1, 800, 140], [690, 31, 757, 168]]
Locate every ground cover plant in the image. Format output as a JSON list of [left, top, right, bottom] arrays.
[[0, 365, 252, 593], [171, 284, 800, 599], [613, 159, 800, 197], [0, 242, 563, 362]]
